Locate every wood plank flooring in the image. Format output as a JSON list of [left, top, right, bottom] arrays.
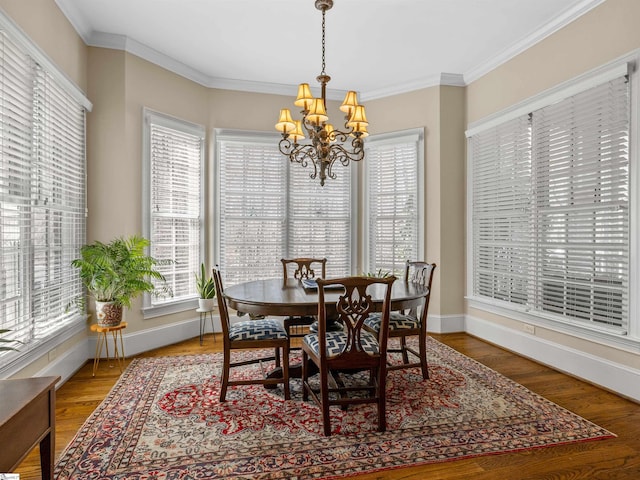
[[15, 332, 640, 479]]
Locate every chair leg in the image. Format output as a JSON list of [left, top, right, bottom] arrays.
[[378, 367, 386, 432], [320, 367, 331, 436], [301, 351, 309, 401], [219, 349, 231, 402], [282, 344, 290, 400], [400, 336, 410, 365], [419, 336, 429, 380], [275, 347, 281, 368]]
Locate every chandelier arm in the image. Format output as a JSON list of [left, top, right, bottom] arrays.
[[329, 128, 351, 144], [324, 154, 338, 182], [278, 136, 293, 155], [328, 142, 365, 167], [289, 145, 320, 180]]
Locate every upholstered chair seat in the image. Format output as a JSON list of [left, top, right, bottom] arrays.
[[228, 319, 288, 342], [303, 329, 380, 358]]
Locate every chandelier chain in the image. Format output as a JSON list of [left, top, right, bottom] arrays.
[[321, 8, 326, 75]]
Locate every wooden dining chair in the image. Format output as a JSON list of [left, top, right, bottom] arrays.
[[364, 261, 436, 379], [301, 275, 395, 436], [281, 257, 327, 340], [212, 267, 290, 402]]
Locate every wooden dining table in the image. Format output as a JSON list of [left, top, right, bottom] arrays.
[[223, 277, 430, 383], [223, 277, 429, 318]]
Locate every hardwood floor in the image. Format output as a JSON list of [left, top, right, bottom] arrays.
[[15, 332, 640, 479]]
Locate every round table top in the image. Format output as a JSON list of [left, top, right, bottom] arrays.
[[223, 278, 428, 317]]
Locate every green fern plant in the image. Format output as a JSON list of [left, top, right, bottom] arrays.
[[71, 235, 173, 308]]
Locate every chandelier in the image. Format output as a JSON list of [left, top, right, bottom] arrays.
[[275, 0, 368, 186]]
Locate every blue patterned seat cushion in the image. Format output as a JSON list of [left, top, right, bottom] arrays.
[[363, 312, 420, 333], [303, 330, 380, 358], [228, 319, 288, 341]]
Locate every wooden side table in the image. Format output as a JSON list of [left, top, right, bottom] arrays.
[[0, 376, 60, 479], [197, 308, 216, 345], [90, 322, 127, 376]]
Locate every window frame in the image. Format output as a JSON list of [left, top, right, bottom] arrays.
[[363, 128, 425, 276], [214, 129, 357, 285], [142, 108, 205, 318], [0, 10, 91, 375], [466, 54, 640, 349]]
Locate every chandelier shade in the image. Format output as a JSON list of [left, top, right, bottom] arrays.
[[275, 0, 367, 186], [275, 109, 295, 134]]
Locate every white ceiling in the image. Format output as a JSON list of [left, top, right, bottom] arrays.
[[54, 0, 604, 100]]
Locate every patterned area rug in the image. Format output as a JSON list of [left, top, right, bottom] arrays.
[[54, 337, 614, 479]]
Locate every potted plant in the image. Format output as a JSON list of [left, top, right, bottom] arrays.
[[71, 235, 172, 327], [195, 263, 216, 311]]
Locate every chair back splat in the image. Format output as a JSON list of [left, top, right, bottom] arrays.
[[281, 257, 327, 285], [281, 257, 328, 342], [301, 275, 396, 436]]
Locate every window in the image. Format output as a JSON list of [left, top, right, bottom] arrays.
[[467, 62, 631, 339], [0, 24, 89, 365], [143, 110, 205, 315], [216, 130, 354, 286], [365, 129, 424, 276]]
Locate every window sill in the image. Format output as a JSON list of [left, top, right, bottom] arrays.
[[466, 295, 640, 353], [0, 317, 87, 378], [142, 298, 199, 319]]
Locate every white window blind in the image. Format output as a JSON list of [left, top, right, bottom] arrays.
[[144, 111, 204, 309], [216, 131, 353, 285], [531, 76, 629, 329], [365, 130, 422, 276], [218, 136, 287, 285], [469, 71, 630, 334], [472, 115, 532, 305], [288, 154, 352, 279], [0, 30, 86, 357]]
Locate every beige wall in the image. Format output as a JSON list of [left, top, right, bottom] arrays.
[[367, 86, 466, 316], [0, 0, 87, 92], [467, 0, 640, 123], [466, 0, 640, 372]]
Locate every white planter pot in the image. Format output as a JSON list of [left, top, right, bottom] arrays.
[[198, 298, 215, 311], [95, 301, 123, 327]]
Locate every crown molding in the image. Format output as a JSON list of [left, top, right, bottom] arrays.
[[87, 31, 350, 101], [88, 31, 214, 87], [360, 74, 442, 101], [54, 0, 92, 40], [56, 0, 604, 99], [464, 0, 606, 84], [440, 73, 466, 87]]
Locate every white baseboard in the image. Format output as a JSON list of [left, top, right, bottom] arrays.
[[35, 339, 91, 387], [36, 314, 223, 385], [427, 314, 465, 333], [466, 314, 640, 403]]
